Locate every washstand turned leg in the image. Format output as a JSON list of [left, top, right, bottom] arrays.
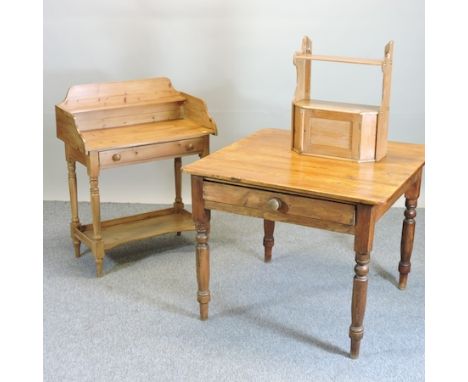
[[67, 159, 81, 258], [88, 154, 105, 277], [263, 220, 275, 262], [89, 175, 105, 277], [174, 157, 183, 236], [399, 173, 422, 289]]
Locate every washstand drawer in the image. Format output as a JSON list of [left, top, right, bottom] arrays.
[[99, 137, 206, 168], [203, 181, 355, 226]]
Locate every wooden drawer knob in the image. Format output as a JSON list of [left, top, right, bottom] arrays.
[[267, 198, 281, 211], [186, 143, 194, 151], [112, 153, 121, 162]]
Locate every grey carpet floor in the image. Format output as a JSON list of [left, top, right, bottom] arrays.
[[44, 201, 424, 382]]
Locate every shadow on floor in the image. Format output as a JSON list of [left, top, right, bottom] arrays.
[[372, 260, 399, 288], [213, 297, 349, 357]]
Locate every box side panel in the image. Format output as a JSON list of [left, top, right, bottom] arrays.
[[292, 105, 305, 153], [359, 113, 378, 161]]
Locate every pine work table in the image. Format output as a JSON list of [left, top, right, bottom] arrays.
[[183, 128, 425, 359], [56, 77, 217, 276]]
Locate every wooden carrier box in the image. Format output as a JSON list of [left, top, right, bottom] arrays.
[[292, 37, 394, 162]]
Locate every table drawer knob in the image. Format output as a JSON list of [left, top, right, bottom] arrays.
[[186, 143, 194, 151], [112, 153, 121, 162], [267, 198, 281, 211]]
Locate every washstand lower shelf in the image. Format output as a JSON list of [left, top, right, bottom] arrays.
[[73, 207, 195, 251]]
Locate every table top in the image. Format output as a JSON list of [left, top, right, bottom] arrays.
[[183, 128, 425, 205]]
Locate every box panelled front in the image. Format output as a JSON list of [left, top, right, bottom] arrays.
[[308, 117, 352, 149], [292, 103, 378, 162], [203, 181, 355, 232], [300, 108, 360, 159]]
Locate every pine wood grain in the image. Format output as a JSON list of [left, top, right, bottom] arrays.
[[79, 208, 194, 250], [183, 129, 425, 206], [81, 119, 212, 152], [58, 77, 185, 113], [56, 77, 216, 276], [375, 41, 395, 160], [292, 37, 394, 161], [295, 54, 383, 66], [187, 129, 424, 359], [295, 99, 379, 114], [203, 181, 355, 225]]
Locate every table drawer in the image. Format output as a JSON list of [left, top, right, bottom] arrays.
[[99, 137, 206, 168], [203, 181, 355, 226]]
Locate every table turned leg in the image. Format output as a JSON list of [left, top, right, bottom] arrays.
[[350, 251, 370, 358], [263, 220, 275, 262], [192, 176, 211, 320], [66, 159, 81, 258], [349, 205, 376, 359], [174, 157, 183, 236], [399, 173, 422, 290]]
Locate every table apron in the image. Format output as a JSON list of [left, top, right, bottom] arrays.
[[203, 181, 356, 234]]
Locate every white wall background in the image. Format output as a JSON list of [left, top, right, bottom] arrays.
[[44, 0, 424, 206]]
